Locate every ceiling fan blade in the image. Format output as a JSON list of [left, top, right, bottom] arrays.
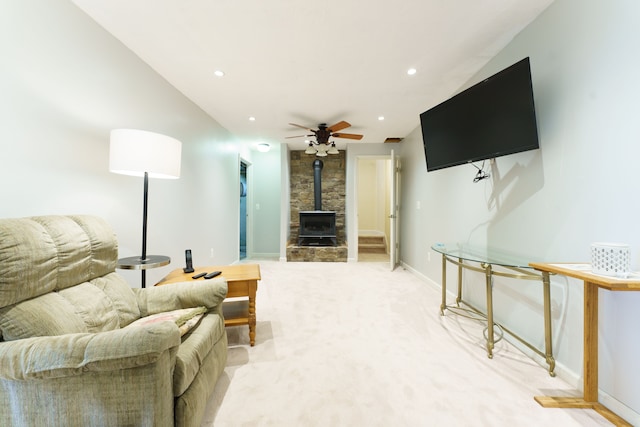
[[331, 132, 363, 140], [327, 121, 351, 132], [285, 134, 311, 139], [289, 123, 314, 132]]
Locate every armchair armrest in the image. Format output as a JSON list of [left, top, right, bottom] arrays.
[[0, 323, 180, 427], [0, 321, 180, 380], [135, 278, 228, 317]]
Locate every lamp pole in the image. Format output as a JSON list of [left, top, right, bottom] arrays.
[[110, 129, 180, 289], [141, 171, 149, 288]]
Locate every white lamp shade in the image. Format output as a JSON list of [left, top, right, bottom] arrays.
[[110, 129, 182, 179]]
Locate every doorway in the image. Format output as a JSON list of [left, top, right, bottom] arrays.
[[239, 161, 248, 260], [356, 156, 392, 263], [354, 150, 400, 269]]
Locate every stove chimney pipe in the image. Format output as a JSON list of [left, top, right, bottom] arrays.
[[313, 159, 323, 210]]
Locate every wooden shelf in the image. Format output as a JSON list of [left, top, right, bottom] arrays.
[[223, 300, 249, 326]]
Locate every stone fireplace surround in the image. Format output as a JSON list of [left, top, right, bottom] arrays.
[[287, 150, 347, 262]]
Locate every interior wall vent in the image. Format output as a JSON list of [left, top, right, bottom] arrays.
[[384, 137, 403, 143]]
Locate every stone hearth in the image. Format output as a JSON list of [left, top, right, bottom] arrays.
[[286, 244, 348, 262]]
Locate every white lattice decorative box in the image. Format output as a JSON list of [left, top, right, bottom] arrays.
[[591, 242, 630, 277]]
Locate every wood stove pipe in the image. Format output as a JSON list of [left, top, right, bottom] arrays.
[[313, 159, 323, 210]]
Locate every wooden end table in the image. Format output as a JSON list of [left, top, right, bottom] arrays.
[[529, 262, 639, 427], [156, 263, 262, 346]]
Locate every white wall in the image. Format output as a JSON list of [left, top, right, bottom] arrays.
[[251, 144, 282, 258], [399, 0, 640, 420], [0, 1, 255, 287]]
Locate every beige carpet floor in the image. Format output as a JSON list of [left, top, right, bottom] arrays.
[[201, 260, 612, 426]]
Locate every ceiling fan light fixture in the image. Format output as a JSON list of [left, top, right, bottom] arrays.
[[315, 150, 328, 157], [327, 142, 339, 155], [305, 142, 317, 155]]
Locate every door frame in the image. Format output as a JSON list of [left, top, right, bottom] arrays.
[[389, 150, 400, 270], [239, 157, 253, 261]]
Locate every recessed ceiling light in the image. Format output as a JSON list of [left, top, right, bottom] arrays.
[[378, 116, 385, 121], [249, 116, 256, 121], [407, 68, 417, 76], [214, 70, 225, 77]]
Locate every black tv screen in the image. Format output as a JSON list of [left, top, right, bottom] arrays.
[[420, 57, 539, 172]]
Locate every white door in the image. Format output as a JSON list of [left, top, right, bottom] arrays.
[[389, 150, 401, 271]]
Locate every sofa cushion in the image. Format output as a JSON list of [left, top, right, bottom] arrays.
[[29, 215, 118, 292], [62, 215, 118, 281], [58, 283, 120, 333], [90, 273, 141, 327], [30, 216, 95, 291], [173, 312, 225, 397], [0, 219, 59, 308], [0, 215, 118, 309], [0, 272, 142, 341], [0, 293, 88, 341]]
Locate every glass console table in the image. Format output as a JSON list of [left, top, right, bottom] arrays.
[[431, 243, 555, 376]]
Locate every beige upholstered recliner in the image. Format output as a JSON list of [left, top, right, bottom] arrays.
[[0, 215, 228, 427]]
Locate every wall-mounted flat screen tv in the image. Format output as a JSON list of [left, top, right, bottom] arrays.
[[420, 57, 539, 172]]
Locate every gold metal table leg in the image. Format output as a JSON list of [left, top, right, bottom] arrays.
[[440, 254, 447, 315], [456, 258, 463, 306], [483, 263, 494, 359]]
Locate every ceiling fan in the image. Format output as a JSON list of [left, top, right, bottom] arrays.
[[286, 121, 364, 145]]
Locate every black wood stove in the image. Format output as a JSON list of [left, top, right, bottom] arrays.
[[298, 159, 337, 246]]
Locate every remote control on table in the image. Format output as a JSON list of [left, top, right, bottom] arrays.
[[191, 272, 207, 279], [204, 271, 222, 279]]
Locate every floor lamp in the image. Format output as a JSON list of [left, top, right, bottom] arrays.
[[109, 129, 182, 288]]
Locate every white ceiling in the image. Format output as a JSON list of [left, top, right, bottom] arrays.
[[71, 0, 555, 150]]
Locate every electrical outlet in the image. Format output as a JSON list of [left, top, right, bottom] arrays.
[[428, 252, 431, 262], [416, 200, 421, 210], [210, 248, 214, 258]]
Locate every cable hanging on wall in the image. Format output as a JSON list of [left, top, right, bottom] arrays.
[[472, 160, 491, 183]]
